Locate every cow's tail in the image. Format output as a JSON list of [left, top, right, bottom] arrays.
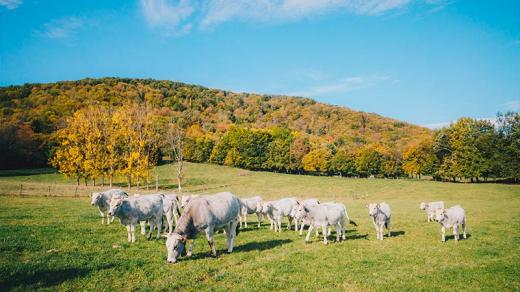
[[235, 221, 240, 236], [343, 204, 358, 226]]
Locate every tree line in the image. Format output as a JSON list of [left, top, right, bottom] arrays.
[[52, 101, 519, 185]]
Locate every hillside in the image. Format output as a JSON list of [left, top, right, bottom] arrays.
[[0, 77, 430, 168]]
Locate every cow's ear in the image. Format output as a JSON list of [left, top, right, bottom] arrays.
[[303, 206, 309, 212], [376, 203, 380, 209], [180, 236, 187, 243]]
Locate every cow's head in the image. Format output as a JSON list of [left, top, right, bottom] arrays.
[[367, 203, 379, 216], [108, 197, 125, 216], [166, 233, 187, 263], [294, 204, 308, 220], [91, 192, 102, 206], [261, 202, 272, 214], [433, 208, 446, 222], [419, 202, 427, 210], [181, 195, 191, 209]]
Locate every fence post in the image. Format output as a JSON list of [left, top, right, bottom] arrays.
[[48, 186, 51, 196], [156, 175, 159, 192], [74, 186, 78, 197], [19, 184, 22, 196]]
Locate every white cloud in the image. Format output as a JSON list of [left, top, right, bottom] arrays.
[[0, 0, 22, 10], [140, 0, 416, 35], [37, 17, 84, 39], [287, 74, 391, 97]]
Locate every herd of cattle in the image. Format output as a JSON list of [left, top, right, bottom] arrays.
[[90, 189, 468, 264]]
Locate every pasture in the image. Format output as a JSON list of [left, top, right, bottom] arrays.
[[0, 162, 519, 291]]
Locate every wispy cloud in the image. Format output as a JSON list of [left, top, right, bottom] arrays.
[[140, 0, 422, 35], [501, 100, 520, 111], [0, 0, 22, 10], [422, 117, 498, 130], [287, 74, 391, 97], [37, 17, 84, 39]]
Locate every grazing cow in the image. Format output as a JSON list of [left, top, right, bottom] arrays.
[[90, 189, 128, 224], [181, 194, 200, 208], [420, 201, 445, 222], [368, 202, 391, 240], [289, 199, 320, 234], [239, 196, 263, 228], [165, 192, 241, 263], [261, 198, 299, 232], [162, 193, 182, 234], [295, 202, 356, 244], [108, 194, 163, 242], [433, 205, 467, 242]]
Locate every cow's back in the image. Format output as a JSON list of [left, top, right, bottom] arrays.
[[191, 192, 241, 228]]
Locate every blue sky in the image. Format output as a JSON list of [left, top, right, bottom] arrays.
[[0, 0, 519, 128]]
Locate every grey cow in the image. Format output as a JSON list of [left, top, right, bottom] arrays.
[[420, 201, 445, 222], [108, 194, 163, 243], [239, 196, 263, 228], [90, 189, 128, 224], [166, 192, 241, 263], [180, 194, 200, 209], [433, 205, 467, 242], [368, 202, 392, 240], [289, 199, 320, 234]]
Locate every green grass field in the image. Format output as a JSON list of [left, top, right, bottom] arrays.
[[1, 162, 519, 291]]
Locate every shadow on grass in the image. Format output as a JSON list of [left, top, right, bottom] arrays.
[[184, 239, 293, 261], [390, 230, 406, 237], [0, 264, 115, 290], [0, 168, 58, 177], [444, 234, 471, 242]]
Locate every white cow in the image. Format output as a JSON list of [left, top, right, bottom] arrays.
[[261, 198, 299, 232], [90, 189, 128, 224], [420, 201, 445, 222], [239, 196, 263, 228], [108, 194, 163, 243], [368, 202, 391, 240], [166, 192, 241, 263], [434, 205, 467, 242], [289, 198, 320, 234]]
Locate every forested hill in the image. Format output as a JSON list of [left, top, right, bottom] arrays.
[[0, 77, 430, 169]]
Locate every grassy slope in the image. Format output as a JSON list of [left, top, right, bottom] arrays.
[[0, 163, 519, 291]]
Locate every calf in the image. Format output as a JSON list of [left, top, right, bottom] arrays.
[[368, 202, 391, 240], [433, 205, 467, 242], [289, 199, 320, 234], [108, 194, 163, 242], [261, 198, 299, 232], [296, 202, 355, 244], [90, 189, 128, 224], [420, 201, 445, 222], [166, 192, 241, 263], [239, 196, 263, 228]]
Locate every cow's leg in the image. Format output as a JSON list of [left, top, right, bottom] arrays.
[[373, 222, 379, 240], [269, 217, 274, 230], [278, 217, 283, 232], [110, 215, 116, 224], [227, 219, 238, 253], [245, 213, 248, 228], [462, 219, 467, 239], [206, 229, 217, 257], [286, 217, 291, 230], [453, 224, 459, 241], [386, 221, 391, 237], [131, 224, 136, 243], [323, 225, 328, 244], [335, 224, 341, 242], [341, 222, 346, 241], [239, 214, 243, 228], [257, 213, 261, 228], [305, 225, 314, 242], [299, 220, 305, 235], [156, 216, 162, 239], [187, 240, 194, 257], [173, 212, 178, 226], [294, 218, 299, 231], [126, 225, 132, 242], [147, 221, 155, 240], [99, 210, 105, 224], [441, 226, 446, 242], [140, 221, 146, 235], [166, 213, 173, 235]]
